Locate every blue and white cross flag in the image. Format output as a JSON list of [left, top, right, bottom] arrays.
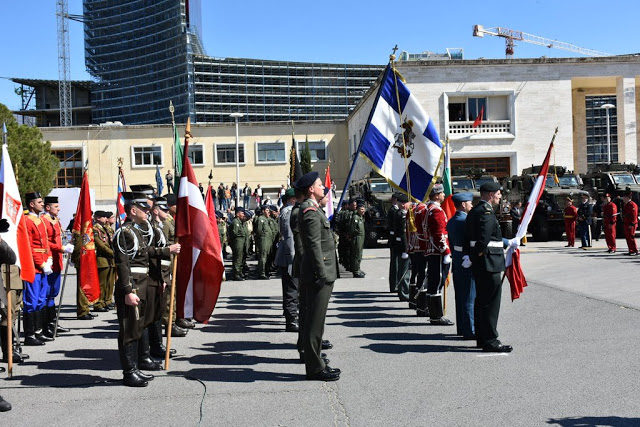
[[359, 65, 442, 202]]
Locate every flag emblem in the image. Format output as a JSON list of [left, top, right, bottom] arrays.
[[393, 118, 416, 158], [4, 193, 19, 222]]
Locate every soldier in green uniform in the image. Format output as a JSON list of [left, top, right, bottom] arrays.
[[216, 210, 228, 258], [104, 212, 116, 309], [348, 199, 366, 278], [337, 200, 353, 270], [229, 207, 248, 281], [298, 172, 340, 381], [254, 206, 271, 280], [113, 192, 180, 387], [93, 211, 115, 312], [266, 206, 280, 276]]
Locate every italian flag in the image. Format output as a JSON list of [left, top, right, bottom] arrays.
[[441, 137, 455, 219]]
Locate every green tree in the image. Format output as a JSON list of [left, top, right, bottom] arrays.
[[0, 103, 59, 201], [300, 135, 312, 174]]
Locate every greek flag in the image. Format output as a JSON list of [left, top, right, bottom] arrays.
[[359, 65, 442, 202]]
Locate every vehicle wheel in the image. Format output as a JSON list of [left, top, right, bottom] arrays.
[[501, 221, 513, 239], [365, 230, 378, 248], [531, 217, 549, 242]]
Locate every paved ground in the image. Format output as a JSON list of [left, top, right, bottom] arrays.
[[2, 237, 640, 426]]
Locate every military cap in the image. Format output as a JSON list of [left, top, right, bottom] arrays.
[[348, 198, 356, 204], [356, 199, 365, 208], [0, 219, 9, 233], [269, 205, 278, 212], [235, 206, 245, 214], [105, 211, 114, 218], [165, 194, 177, 206], [604, 193, 612, 198], [25, 192, 42, 203], [44, 196, 58, 205], [581, 192, 590, 198], [154, 196, 169, 211], [430, 184, 444, 196], [284, 188, 295, 198], [391, 192, 402, 201], [479, 182, 501, 192], [245, 210, 254, 219], [215, 210, 224, 219], [129, 184, 155, 196], [452, 192, 473, 203], [293, 171, 319, 190], [121, 192, 149, 208], [565, 196, 573, 201], [94, 210, 110, 218], [397, 193, 409, 203]]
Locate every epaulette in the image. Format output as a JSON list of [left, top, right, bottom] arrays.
[[484, 211, 492, 215], [303, 207, 317, 213]]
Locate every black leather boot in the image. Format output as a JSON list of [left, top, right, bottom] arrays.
[[138, 328, 162, 371], [23, 312, 45, 346], [408, 285, 418, 310], [34, 310, 53, 342], [47, 306, 70, 336], [149, 321, 175, 358], [122, 340, 148, 387], [0, 326, 24, 363], [416, 292, 429, 317]]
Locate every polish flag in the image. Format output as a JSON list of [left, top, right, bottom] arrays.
[[0, 144, 35, 282], [175, 131, 224, 323]]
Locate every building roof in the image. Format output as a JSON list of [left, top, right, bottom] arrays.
[[10, 78, 93, 91]]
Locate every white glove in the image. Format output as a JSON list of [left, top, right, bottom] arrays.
[[462, 255, 472, 269], [443, 254, 452, 264], [45, 258, 53, 269], [63, 243, 74, 254], [401, 252, 409, 259], [508, 238, 520, 249], [43, 264, 53, 275]]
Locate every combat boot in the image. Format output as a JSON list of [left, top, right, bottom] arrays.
[[34, 310, 54, 342], [427, 294, 454, 325], [23, 312, 45, 346], [122, 341, 148, 387], [416, 291, 429, 317], [138, 328, 162, 371]]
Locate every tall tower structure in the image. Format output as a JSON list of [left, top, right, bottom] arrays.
[[83, 0, 202, 124]]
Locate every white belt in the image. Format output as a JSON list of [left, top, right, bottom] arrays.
[[389, 231, 395, 235], [469, 241, 503, 248], [161, 260, 172, 267], [453, 246, 463, 252], [130, 267, 147, 274]]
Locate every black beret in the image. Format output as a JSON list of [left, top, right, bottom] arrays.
[[44, 196, 58, 205], [397, 193, 409, 203], [479, 182, 501, 192], [25, 192, 42, 203], [94, 210, 110, 218], [293, 171, 319, 190], [165, 194, 177, 206], [356, 199, 365, 208], [235, 206, 245, 214], [452, 192, 473, 203], [0, 218, 10, 233]]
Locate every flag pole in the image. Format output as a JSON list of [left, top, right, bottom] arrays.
[[6, 264, 13, 377], [164, 253, 178, 371], [53, 256, 71, 341]]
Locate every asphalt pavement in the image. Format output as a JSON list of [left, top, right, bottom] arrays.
[[1, 237, 640, 426]]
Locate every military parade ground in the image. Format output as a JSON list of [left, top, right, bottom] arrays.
[[1, 238, 638, 426]]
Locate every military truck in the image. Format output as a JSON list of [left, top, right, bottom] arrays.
[[451, 168, 514, 238], [504, 165, 588, 241], [348, 173, 395, 247]]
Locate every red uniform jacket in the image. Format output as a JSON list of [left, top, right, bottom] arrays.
[[42, 213, 64, 272], [602, 202, 617, 225], [25, 213, 52, 273], [563, 205, 578, 222], [425, 201, 450, 256], [623, 201, 638, 226], [408, 203, 427, 253]]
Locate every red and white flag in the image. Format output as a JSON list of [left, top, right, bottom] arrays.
[[175, 131, 224, 323], [0, 144, 35, 282], [505, 140, 554, 300], [324, 166, 334, 220]]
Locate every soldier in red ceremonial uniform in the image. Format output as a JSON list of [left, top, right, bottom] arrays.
[[421, 184, 454, 326], [563, 197, 578, 247], [622, 192, 638, 255], [23, 192, 54, 346], [41, 196, 74, 337], [602, 193, 618, 253]]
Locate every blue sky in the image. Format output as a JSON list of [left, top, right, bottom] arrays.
[[1, 0, 637, 111]]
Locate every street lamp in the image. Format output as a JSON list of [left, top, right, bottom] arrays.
[[229, 112, 244, 209], [601, 103, 615, 164]]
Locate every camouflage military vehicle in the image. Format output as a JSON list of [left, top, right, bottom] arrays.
[[348, 173, 395, 247], [504, 165, 588, 241]]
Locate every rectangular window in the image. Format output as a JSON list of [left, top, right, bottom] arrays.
[[185, 144, 204, 166], [446, 92, 514, 137], [256, 142, 286, 164], [215, 143, 245, 165], [585, 95, 617, 167], [132, 146, 162, 167], [308, 141, 327, 161], [53, 148, 83, 188]]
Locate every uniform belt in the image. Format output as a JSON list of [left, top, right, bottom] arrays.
[[33, 249, 47, 253], [161, 260, 172, 267], [469, 241, 503, 248], [130, 267, 148, 274], [453, 246, 463, 252], [395, 237, 401, 241], [389, 231, 395, 235]]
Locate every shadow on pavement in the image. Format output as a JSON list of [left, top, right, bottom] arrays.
[[13, 372, 119, 388], [168, 367, 300, 383], [361, 342, 477, 354], [37, 349, 120, 371], [546, 416, 640, 426]]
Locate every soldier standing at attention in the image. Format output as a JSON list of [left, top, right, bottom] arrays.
[[104, 212, 117, 309], [41, 196, 74, 337], [254, 206, 270, 280], [229, 207, 248, 281], [602, 193, 618, 253], [387, 193, 398, 292], [563, 197, 578, 248], [463, 182, 519, 353], [276, 188, 299, 332], [23, 192, 54, 346], [392, 193, 411, 302], [446, 192, 475, 339], [347, 199, 366, 278], [113, 192, 180, 387], [93, 211, 115, 313], [577, 193, 593, 249], [410, 199, 428, 312], [422, 184, 454, 326], [622, 192, 638, 256], [298, 172, 340, 381]]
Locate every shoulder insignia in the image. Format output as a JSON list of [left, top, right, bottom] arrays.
[[485, 211, 492, 215], [303, 207, 317, 213]]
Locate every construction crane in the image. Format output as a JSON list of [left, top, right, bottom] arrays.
[[473, 25, 612, 59], [56, 0, 84, 127]]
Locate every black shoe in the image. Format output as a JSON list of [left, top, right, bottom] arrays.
[[138, 358, 163, 371], [169, 325, 188, 337], [306, 367, 340, 381], [285, 321, 299, 332], [107, 303, 116, 310], [0, 396, 11, 412], [482, 344, 513, 353], [1, 351, 26, 363], [77, 313, 94, 320], [325, 365, 341, 375], [176, 318, 195, 329], [150, 347, 177, 358], [321, 340, 333, 350], [55, 325, 71, 334], [258, 275, 269, 280], [123, 371, 148, 387], [93, 306, 108, 313], [352, 271, 365, 278], [24, 335, 45, 346], [135, 370, 155, 381], [35, 332, 54, 342], [430, 317, 454, 326]]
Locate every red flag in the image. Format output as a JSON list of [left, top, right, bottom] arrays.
[[0, 144, 35, 282], [505, 140, 554, 300], [72, 171, 100, 303], [175, 125, 224, 323], [472, 105, 484, 128]]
